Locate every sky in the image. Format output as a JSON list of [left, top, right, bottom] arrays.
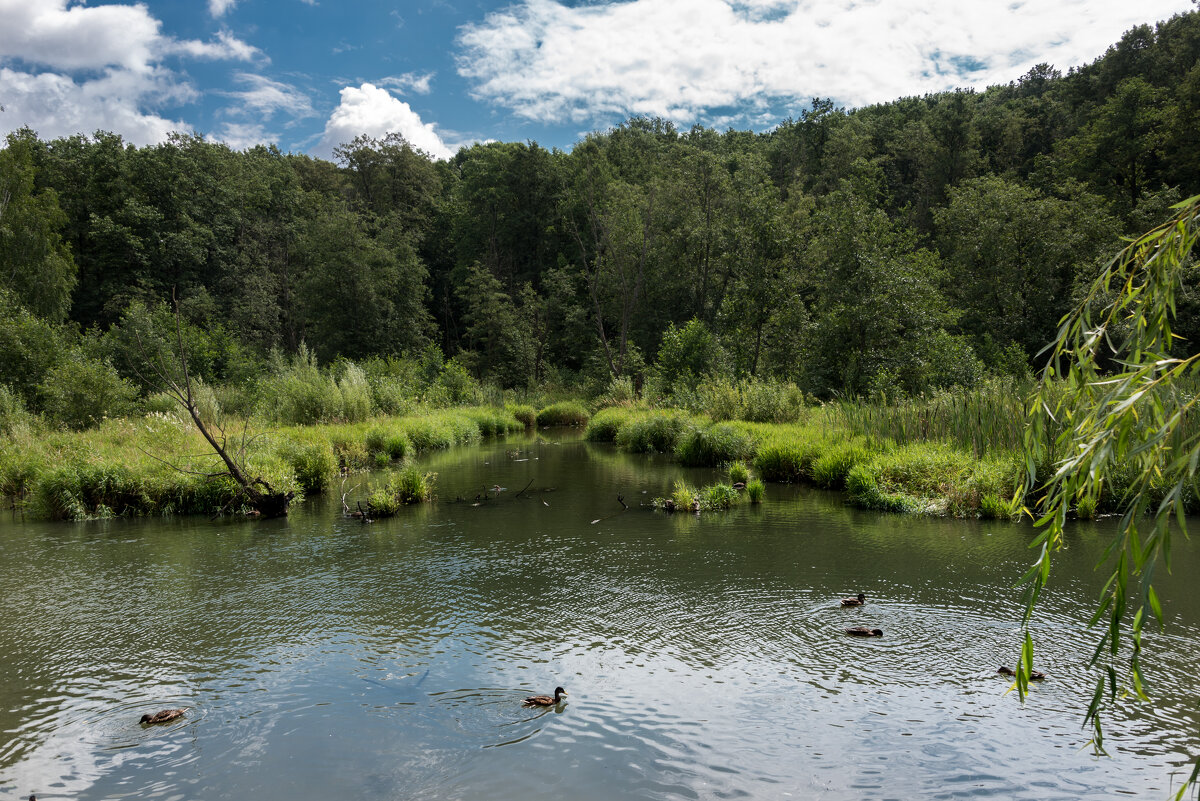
[[0, 0, 1195, 161]]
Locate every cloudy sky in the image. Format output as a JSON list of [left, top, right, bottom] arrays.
[[0, 0, 1194, 160]]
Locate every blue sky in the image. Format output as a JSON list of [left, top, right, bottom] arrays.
[[1, 0, 1195, 160]]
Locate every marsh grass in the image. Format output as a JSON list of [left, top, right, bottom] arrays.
[[746, 478, 765, 503], [674, 423, 755, 467], [3, 406, 521, 520], [615, 410, 693, 453], [536, 401, 590, 427], [367, 465, 436, 517]]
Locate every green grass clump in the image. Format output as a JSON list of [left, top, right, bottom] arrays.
[[845, 464, 920, 513], [585, 407, 641, 442], [672, 479, 696, 511], [536, 401, 590, 427], [616, 410, 690, 454], [699, 482, 739, 511], [674, 423, 755, 467], [728, 461, 750, 485], [980, 492, 1019, 520], [810, 442, 871, 489], [746, 478, 765, 503], [461, 406, 524, 437], [366, 465, 436, 517], [277, 439, 336, 494], [506, 403, 537, 428]]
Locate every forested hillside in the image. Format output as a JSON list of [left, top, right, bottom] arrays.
[[3, 10, 1200, 428]]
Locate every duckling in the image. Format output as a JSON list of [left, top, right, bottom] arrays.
[[523, 686, 568, 706], [844, 627, 883, 637], [841, 592, 867, 607], [139, 708, 186, 725], [998, 666, 1045, 680]]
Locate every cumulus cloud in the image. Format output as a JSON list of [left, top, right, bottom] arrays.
[[457, 0, 1195, 125], [0, 0, 259, 144], [316, 83, 455, 160]]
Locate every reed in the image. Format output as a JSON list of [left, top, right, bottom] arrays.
[[536, 401, 591, 427]]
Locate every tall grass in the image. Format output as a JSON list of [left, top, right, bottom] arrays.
[[536, 401, 590, 427], [2, 406, 523, 520], [825, 378, 1033, 455]]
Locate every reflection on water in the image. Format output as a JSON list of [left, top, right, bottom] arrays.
[[2, 431, 1199, 799]]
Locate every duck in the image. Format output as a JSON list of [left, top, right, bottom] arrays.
[[998, 666, 1046, 681], [139, 708, 186, 725], [844, 627, 883, 637], [841, 592, 867, 607], [523, 686, 568, 706]]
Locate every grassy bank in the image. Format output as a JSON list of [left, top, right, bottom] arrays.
[[586, 405, 1024, 518], [0, 405, 526, 521]]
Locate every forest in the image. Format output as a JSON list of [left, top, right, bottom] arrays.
[[2, 9, 1200, 433]]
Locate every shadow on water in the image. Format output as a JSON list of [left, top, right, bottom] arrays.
[[2, 430, 1200, 799]]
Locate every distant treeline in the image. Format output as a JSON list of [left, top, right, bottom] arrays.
[[3, 9, 1200, 424]]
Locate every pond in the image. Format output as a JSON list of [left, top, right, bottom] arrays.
[[2, 431, 1199, 799]]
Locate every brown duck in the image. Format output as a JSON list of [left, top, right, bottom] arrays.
[[841, 593, 867, 607], [844, 627, 883, 637], [523, 686, 568, 706], [998, 666, 1046, 681], [140, 709, 186, 725]]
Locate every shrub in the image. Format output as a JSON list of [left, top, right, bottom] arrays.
[[675, 423, 754, 467], [0, 383, 35, 436], [38, 352, 138, 430], [536, 401, 590, 427], [338, 362, 374, 422]]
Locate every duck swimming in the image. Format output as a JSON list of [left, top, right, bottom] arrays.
[[841, 593, 867, 607], [139, 709, 186, 725], [844, 627, 883, 637], [523, 687, 568, 706], [998, 666, 1046, 680]]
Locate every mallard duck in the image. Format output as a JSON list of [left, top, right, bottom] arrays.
[[844, 627, 883, 637], [139, 709, 186, 725], [998, 666, 1045, 680], [523, 686, 568, 706], [841, 592, 867, 607]]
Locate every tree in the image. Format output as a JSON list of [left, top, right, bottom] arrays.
[[1024, 194, 1200, 792], [935, 176, 1120, 363], [0, 129, 76, 321]]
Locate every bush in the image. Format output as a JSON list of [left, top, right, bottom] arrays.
[[38, 352, 138, 430], [537, 401, 590, 427], [675, 423, 754, 467], [0, 383, 35, 435], [338, 362, 374, 423]]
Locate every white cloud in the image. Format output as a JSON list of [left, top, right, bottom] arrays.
[[0, 66, 191, 144], [457, 0, 1196, 125], [212, 121, 279, 149], [0, 0, 259, 145], [316, 82, 455, 160], [209, 0, 238, 17], [223, 72, 314, 117], [378, 71, 435, 95]]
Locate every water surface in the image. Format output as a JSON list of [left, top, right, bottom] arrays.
[[2, 432, 1199, 799]]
